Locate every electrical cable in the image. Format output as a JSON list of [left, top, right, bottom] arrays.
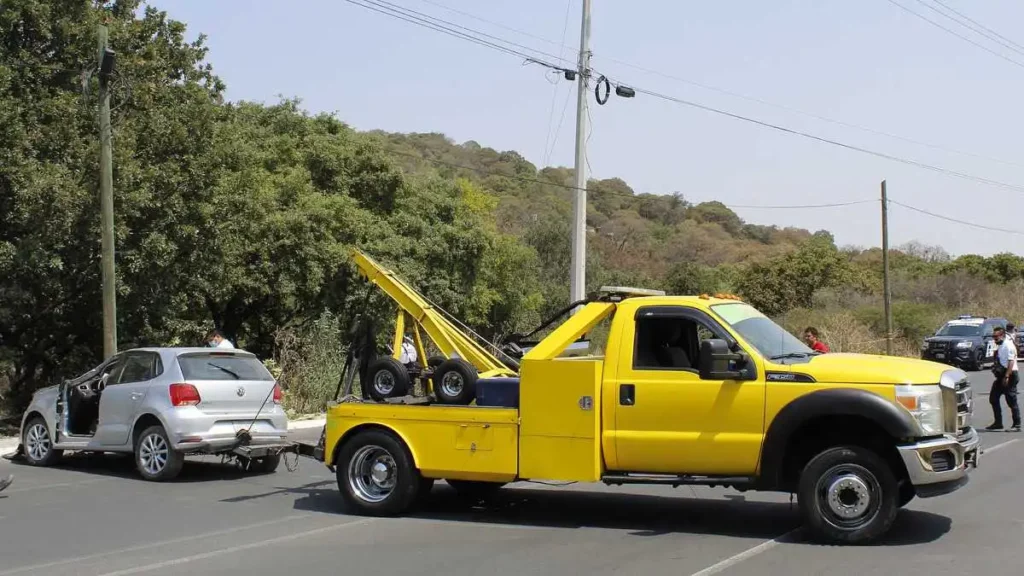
[[913, 0, 1024, 57], [888, 198, 1024, 235], [883, 0, 1024, 70], [542, 0, 577, 165], [344, 0, 571, 69], [619, 83, 1024, 194], [410, 0, 1024, 169]]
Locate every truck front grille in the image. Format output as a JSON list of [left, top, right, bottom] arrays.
[[956, 377, 973, 432]]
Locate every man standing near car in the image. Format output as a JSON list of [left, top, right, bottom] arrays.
[[987, 326, 1021, 432], [206, 329, 235, 349]]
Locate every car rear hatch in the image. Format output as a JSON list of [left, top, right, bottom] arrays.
[[176, 350, 278, 416]]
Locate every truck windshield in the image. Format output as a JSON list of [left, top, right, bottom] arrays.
[[710, 302, 815, 361], [935, 323, 982, 337]]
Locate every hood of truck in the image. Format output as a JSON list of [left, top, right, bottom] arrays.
[[785, 353, 953, 385]]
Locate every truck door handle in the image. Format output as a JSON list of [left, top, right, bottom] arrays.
[[619, 384, 635, 406]]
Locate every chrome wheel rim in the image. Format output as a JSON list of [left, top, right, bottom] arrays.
[[26, 423, 50, 461], [373, 371, 395, 396], [816, 464, 880, 529], [139, 433, 169, 476], [440, 371, 464, 397], [348, 445, 397, 503]]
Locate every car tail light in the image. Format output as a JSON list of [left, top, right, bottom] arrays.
[[169, 383, 201, 407], [272, 384, 283, 404]]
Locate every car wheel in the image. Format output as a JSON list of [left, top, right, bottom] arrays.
[[366, 357, 411, 402], [134, 425, 184, 482], [431, 359, 478, 405], [336, 429, 423, 516], [797, 445, 899, 544], [22, 417, 62, 467]]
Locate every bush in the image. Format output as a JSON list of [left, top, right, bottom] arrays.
[[273, 311, 346, 415]]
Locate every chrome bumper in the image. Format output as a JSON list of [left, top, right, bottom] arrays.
[[897, 426, 979, 493]]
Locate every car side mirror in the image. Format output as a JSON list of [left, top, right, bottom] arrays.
[[700, 338, 748, 380]]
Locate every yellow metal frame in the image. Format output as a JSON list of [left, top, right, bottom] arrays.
[[351, 249, 516, 378]]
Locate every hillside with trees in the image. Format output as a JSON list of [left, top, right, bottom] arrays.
[[4, 0, 1024, 418]]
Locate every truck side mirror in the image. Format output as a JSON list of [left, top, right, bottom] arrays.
[[699, 338, 748, 380]]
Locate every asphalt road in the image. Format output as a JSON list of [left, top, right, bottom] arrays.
[[1, 370, 1022, 576]]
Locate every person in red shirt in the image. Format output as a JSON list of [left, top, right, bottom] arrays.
[[803, 327, 830, 353]]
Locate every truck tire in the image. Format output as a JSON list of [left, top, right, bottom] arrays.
[[427, 355, 446, 368], [432, 359, 477, 405], [446, 479, 506, 501], [336, 429, 424, 516], [897, 481, 915, 508], [797, 445, 899, 544], [22, 416, 63, 467], [134, 425, 185, 482], [366, 357, 410, 401]]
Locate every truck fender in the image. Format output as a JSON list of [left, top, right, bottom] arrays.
[[330, 423, 420, 469], [757, 388, 921, 490]]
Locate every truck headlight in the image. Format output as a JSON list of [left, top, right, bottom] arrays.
[[955, 341, 972, 349], [895, 384, 944, 435]]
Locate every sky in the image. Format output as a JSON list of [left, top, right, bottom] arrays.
[[150, 0, 1024, 257]]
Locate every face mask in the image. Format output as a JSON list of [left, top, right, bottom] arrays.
[[207, 340, 217, 347]]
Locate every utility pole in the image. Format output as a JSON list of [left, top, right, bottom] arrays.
[[881, 180, 893, 356], [97, 25, 117, 358], [569, 0, 591, 306]]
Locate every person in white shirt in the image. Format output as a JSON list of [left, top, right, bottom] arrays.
[[987, 326, 1021, 432], [205, 329, 235, 349]]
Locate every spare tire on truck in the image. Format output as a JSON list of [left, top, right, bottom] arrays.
[[366, 357, 411, 401], [431, 358, 477, 405]]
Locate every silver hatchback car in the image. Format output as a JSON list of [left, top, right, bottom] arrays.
[[17, 347, 290, 481]]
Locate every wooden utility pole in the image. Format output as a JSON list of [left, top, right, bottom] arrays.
[[97, 25, 117, 358], [881, 180, 893, 355]]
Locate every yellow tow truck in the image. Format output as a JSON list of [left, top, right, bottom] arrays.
[[302, 250, 979, 545]]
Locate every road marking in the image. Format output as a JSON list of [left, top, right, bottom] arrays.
[[0, 514, 313, 576], [983, 438, 1021, 454], [94, 518, 374, 576], [3, 478, 104, 494], [688, 528, 800, 576]]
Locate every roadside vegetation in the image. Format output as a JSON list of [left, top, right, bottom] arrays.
[[3, 0, 1023, 418]]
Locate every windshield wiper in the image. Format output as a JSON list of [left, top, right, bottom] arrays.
[[769, 352, 816, 360], [207, 363, 241, 379]]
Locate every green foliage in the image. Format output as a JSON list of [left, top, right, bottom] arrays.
[[273, 311, 345, 415]]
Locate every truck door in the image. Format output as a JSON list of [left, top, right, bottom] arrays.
[[611, 305, 765, 476]]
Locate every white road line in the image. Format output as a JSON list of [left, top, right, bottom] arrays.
[[983, 438, 1021, 454], [688, 529, 800, 576], [94, 519, 374, 576], [0, 514, 313, 576], [3, 478, 104, 494]]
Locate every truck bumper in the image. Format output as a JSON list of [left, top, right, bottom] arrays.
[[897, 426, 979, 498]]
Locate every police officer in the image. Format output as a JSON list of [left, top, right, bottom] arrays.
[[987, 325, 1021, 432]]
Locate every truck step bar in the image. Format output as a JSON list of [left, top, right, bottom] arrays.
[[601, 473, 755, 490]]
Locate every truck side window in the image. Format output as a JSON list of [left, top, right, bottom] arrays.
[[634, 316, 717, 373]]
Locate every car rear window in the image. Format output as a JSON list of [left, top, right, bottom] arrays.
[[178, 353, 274, 381]]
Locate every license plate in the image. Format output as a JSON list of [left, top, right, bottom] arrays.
[[935, 353, 945, 359]]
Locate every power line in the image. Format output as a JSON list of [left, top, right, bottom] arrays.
[[624, 83, 1024, 194], [929, 0, 1024, 54], [372, 0, 1024, 170], [889, 198, 1024, 235], [884, 0, 1024, 70], [341, 0, 567, 70], [349, 0, 1024, 195], [909, 0, 1024, 57], [541, 0, 576, 165], [350, 0, 572, 68]]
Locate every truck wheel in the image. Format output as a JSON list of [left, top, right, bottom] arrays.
[[797, 445, 899, 544], [134, 425, 185, 482], [897, 482, 915, 508], [446, 479, 506, 501], [366, 357, 410, 401], [22, 416, 63, 467], [427, 355, 446, 368], [336, 429, 424, 516], [432, 359, 477, 405]]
